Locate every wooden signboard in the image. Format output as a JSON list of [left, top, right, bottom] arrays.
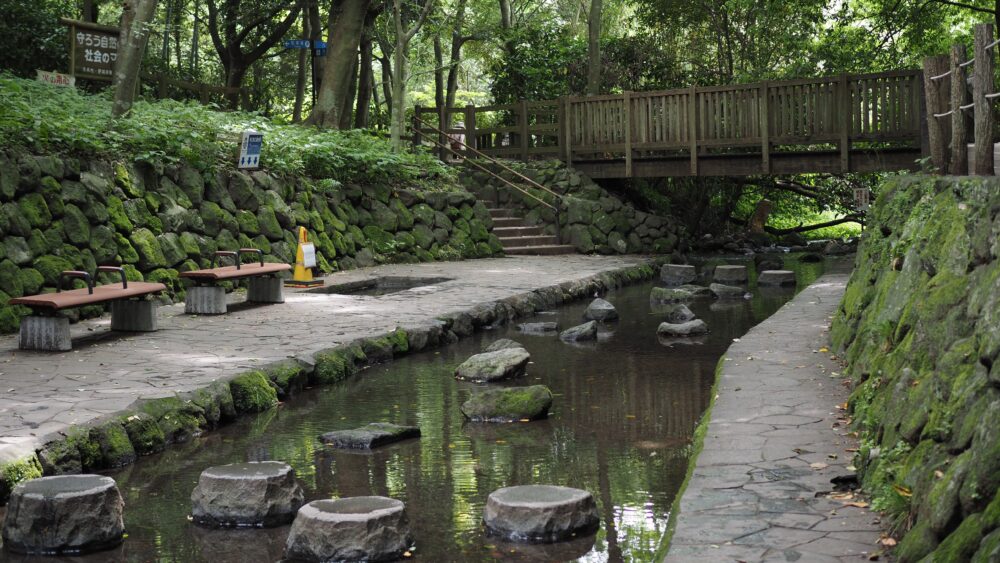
[[60, 18, 120, 81]]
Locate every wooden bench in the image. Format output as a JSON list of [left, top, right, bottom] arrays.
[[9, 266, 167, 351], [179, 249, 291, 315]]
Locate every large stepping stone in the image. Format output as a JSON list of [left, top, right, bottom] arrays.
[[583, 298, 618, 322], [284, 497, 412, 562], [455, 348, 531, 382], [660, 264, 696, 286], [1, 475, 125, 555], [484, 338, 524, 352], [560, 321, 598, 342], [483, 485, 600, 542], [650, 285, 712, 303], [190, 461, 305, 528], [657, 319, 709, 337], [758, 270, 796, 287], [319, 423, 421, 450], [710, 283, 748, 299], [713, 264, 748, 284], [656, 302, 696, 323], [517, 322, 558, 334], [461, 385, 553, 422]]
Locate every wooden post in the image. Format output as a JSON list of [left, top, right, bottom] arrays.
[[199, 84, 210, 105], [923, 55, 952, 173], [412, 105, 422, 149], [519, 99, 530, 162], [464, 104, 477, 158], [623, 91, 633, 177], [157, 73, 168, 99], [438, 104, 448, 161], [688, 86, 698, 176], [760, 81, 770, 174], [950, 44, 970, 175], [557, 97, 568, 163], [565, 98, 575, 166], [973, 23, 995, 175], [839, 73, 850, 173]]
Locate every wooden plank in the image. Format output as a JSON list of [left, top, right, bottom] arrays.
[[520, 100, 530, 161], [624, 91, 633, 177], [761, 81, 770, 174], [689, 86, 698, 175], [839, 74, 849, 172]]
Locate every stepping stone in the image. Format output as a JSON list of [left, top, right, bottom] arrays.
[[461, 385, 553, 422], [1, 475, 125, 555], [657, 319, 709, 337], [484, 338, 524, 352], [650, 285, 712, 303], [190, 461, 305, 528], [583, 298, 618, 321], [319, 423, 421, 449], [284, 497, 412, 562], [713, 264, 748, 284], [657, 303, 696, 323], [660, 264, 697, 286], [483, 485, 600, 542], [799, 252, 823, 262], [754, 254, 784, 271], [710, 283, 748, 299], [560, 321, 598, 342], [455, 348, 531, 383], [758, 270, 797, 287], [517, 322, 558, 334]]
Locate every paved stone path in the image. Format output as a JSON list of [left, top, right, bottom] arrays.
[[666, 273, 887, 562], [0, 255, 646, 466]]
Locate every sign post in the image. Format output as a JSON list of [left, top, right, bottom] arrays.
[[284, 40, 327, 106], [853, 187, 871, 212], [239, 130, 263, 169], [60, 18, 120, 81], [36, 70, 75, 88]]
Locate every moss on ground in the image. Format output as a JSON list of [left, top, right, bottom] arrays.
[[0, 455, 43, 504], [229, 371, 279, 413]]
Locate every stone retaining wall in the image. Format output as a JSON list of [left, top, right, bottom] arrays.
[[0, 149, 504, 334], [459, 160, 683, 255], [832, 175, 1000, 560]]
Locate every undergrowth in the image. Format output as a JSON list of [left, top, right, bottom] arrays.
[[0, 74, 454, 188]]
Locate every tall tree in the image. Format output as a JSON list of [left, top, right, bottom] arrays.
[[354, 8, 380, 128], [205, 0, 301, 108], [292, 0, 313, 122], [586, 0, 601, 94], [389, 0, 436, 149], [112, 0, 159, 117], [307, 0, 371, 128]]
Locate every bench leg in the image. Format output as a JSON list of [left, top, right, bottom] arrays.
[[111, 299, 158, 332], [186, 286, 227, 315], [247, 276, 284, 304], [19, 316, 71, 351]]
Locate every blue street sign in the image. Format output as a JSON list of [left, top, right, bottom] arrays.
[[239, 131, 263, 169], [315, 48, 327, 57], [314, 41, 326, 49], [283, 39, 311, 49]]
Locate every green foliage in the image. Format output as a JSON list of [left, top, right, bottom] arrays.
[[489, 23, 586, 104], [0, 1, 73, 79]]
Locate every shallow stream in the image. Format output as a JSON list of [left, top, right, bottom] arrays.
[[1, 256, 828, 563]]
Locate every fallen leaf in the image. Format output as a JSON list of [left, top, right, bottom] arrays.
[[893, 484, 913, 497], [844, 501, 869, 508], [819, 347, 830, 353], [829, 492, 854, 500], [810, 462, 829, 470], [934, 470, 945, 479], [880, 537, 897, 547]]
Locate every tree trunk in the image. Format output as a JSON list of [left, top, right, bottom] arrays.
[[339, 54, 359, 129], [82, 0, 100, 22], [355, 20, 374, 128], [747, 199, 773, 233], [113, 0, 159, 118], [191, 0, 201, 74], [307, 0, 371, 128], [293, 2, 311, 123], [389, 42, 407, 149], [434, 36, 445, 111], [585, 0, 601, 95], [444, 0, 468, 126]]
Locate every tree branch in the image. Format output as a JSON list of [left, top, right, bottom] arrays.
[[764, 215, 864, 235], [930, 0, 995, 14]]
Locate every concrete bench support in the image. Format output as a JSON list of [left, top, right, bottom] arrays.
[[247, 276, 284, 304], [186, 286, 227, 315], [19, 316, 72, 352], [110, 300, 158, 332]]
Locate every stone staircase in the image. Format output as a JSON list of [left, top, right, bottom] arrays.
[[488, 206, 576, 255]]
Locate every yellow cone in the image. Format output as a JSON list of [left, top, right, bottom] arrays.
[[285, 226, 324, 288]]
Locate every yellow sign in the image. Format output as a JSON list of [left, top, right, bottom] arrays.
[[285, 227, 323, 288]]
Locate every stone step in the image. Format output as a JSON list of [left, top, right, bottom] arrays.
[[493, 226, 544, 237], [488, 208, 516, 219], [499, 235, 560, 247], [492, 217, 525, 228], [504, 245, 577, 256]]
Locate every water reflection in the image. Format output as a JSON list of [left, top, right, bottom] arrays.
[[0, 256, 828, 563]]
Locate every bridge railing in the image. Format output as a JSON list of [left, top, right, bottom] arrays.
[[414, 69, 923, 177]]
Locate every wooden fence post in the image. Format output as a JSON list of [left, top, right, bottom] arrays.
[[464, 104, 477, 158], [973, 23, 995, 175], [760, 81, 770, 174], [950, 44, 970, 175], [839, 73, 850, 173], [412, 105, 422, 150], [519, 99, 530, 162], [565, 98, 575, 166], [623, 91, 633, 177], [923, 55, 952, 173], [688, 86, 698, 176]]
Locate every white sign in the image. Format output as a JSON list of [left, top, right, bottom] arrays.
[[854, 187, 871, 211], [239, 130, 263, 169], [36, 70, 75, 88], [301, 243, 317, 268]]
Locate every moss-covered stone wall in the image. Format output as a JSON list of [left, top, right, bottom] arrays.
[[0, 149, 503, 333], [831, 175, 1000, 561], [459, 160, 683, 255]]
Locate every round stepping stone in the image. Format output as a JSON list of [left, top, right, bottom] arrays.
[[710, 282, 748, 299], [517, 322, 558, 334], [2, 475, 125, 555], [660, 264, 696, 286], [713, 264, 748, 284], [583, 298, 618, 321], [483, 485, 600, 542], [483, 338, 524, 352], [284, 497, 412, 562], [758, 270, 796, 287], [560, 321, 598, 342], [657, 319, 709, 337], [461, 385, 553, 422], [191, 461, 305, 528], [455, 348, 531, 383]]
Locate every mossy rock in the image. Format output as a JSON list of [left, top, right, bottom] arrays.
[[38, 176, 65, 217], [236, 209, 260, 235], [461, 385, 553, 422], [123, 198, 162, 233], [120, 412, 166, 456], [179, 232, 203, 259], [140, 397, 207, 444], [371, 200, 398, 232], [933, 512, 985, 562], [114, 162, 144, 198], [27, 229, 58, 258], [363, 225, 396, 254], [89, 225, 118, 264], [227, 172, 260, 211], [157, 233, 187, 267], [0, 456, 43, 505], [973, 529, 1000, 562], [18, 268, 44, 295], [146, 268, 181, 294], [131, 228, 168, 269], [86, 421, 137, 470], [106, 196, 134, 232], [314, 347, 365, 384], [115, 233, 139, 264], [176, 165, 205, 205], [19, 192, 52, 228], [412, 203, 435, 225], [188, 381, 237, 427], [3, 202, 32, 237], [4, 236, 32, 266], [0, 260, 23, 297], [390, 198, 414, 229], [199, 201, 238, 236], [263, 359, 311, 399], [32, 255, 74, 285], [37, 438, 83, 475], [258, 206, 284, 241], [230, 371, 279, 413]]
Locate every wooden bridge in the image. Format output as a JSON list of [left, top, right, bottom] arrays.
[[414, 70, 926, 179]]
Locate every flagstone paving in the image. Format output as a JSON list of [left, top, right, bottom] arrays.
[[666, 273, 887, 562], [0, 255, 647, 465]]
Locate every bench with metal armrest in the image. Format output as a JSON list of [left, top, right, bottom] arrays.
[[8, 266, 167, 351], [179, 248, 291, 314]]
